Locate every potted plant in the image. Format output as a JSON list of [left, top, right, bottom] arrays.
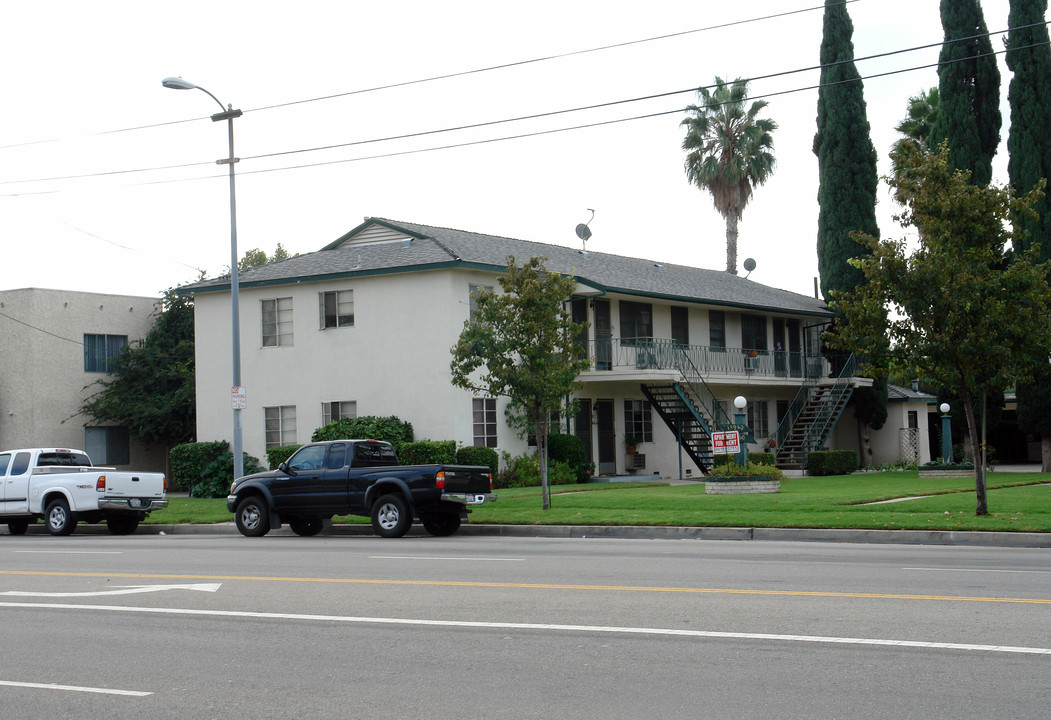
[[623, 434, 644, 454]]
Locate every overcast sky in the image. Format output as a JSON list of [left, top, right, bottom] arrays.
[[0, 0, 1030, 301]]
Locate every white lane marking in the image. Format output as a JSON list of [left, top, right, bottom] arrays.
[[370, 556, 525, 562], [903, 567, 1051, 575], [1, 601, 1047, 656], [0, 583, 222, 598], [14, 551, 123, 555], [0, 680, 151, 697]]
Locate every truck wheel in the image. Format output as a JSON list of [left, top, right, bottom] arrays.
[[106, 516, 140, 535], [8, 519, 30, 535], [45, 498, 76, 536], [289, 518, 323, 537], [421, 512, 462, 537], [235, 496, 271, 537], [371, 493, 411, 538]]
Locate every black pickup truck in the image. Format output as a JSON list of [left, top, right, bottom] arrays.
[[226, 439, 496, 538]]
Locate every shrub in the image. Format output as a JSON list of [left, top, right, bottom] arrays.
[[312, 415, 414, 449], [712, 451, 775, 469], [495, 451, 577, 488], [194, 451, 264, 498], [548, 433, 592, 482], [707, 462, 785, 481], [399, 440, 457, 465], [807, 450, 858, 476], [266, 444, 301, 470], [456, 445, 499, 476], [170, 441, 228, 490]]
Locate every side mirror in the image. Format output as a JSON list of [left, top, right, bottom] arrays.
[[279, 462, 294, 475]]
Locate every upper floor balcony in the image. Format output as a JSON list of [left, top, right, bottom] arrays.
[[576, 337, 826, 386]]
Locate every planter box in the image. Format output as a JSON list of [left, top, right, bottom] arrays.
[[919, 465, 976, 479], [705, 475, 781, 495]]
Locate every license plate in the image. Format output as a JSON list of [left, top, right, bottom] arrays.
[[129, 499, 142, 508]]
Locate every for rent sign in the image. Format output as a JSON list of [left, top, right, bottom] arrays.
[[712, 430, 740, 455]]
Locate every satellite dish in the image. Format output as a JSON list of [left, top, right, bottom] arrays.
[[743, 257, 756, 278], [575, 224, 592, 242]]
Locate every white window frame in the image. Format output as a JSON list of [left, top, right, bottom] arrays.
[[262, 297, 294, 347], [264, 405, 297, 448], [472, 398, 498, 448], [623, 399, 653, 443], [319, 290, 354, 329], [322, 400, 357, 426]]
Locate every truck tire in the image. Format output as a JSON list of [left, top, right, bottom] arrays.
[[421, 512, 462, 537], [371, 493, 411, 538], [45, 498, 77, 536], [289, 518, 323, 537], [106, 516, 140, 535], [235, 496, 271, 537], [8, 519, 30, 535]]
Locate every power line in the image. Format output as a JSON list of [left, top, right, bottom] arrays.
[[0, 1, 852, 152]]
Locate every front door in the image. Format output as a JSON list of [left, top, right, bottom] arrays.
[[0, 451, 32, 514], [594, 300, 612, 370], [595, 400, 616, 474], [575, 400, 594, 467]]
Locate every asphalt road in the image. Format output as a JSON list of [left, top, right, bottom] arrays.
[[1, 533, 1048, 719]]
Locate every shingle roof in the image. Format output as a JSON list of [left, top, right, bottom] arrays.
[[181, 218, 831, 317], [887, 383, 937, 403]]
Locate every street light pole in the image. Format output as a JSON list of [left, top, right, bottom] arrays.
[[162, 77, 245, 480]]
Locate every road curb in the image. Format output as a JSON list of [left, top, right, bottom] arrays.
[[18, 522, 1051, 547]]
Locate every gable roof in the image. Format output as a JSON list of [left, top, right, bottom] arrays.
[[181, 217, 831, 317], [887, 383, 937, 403]]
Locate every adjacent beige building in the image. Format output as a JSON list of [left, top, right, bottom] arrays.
[[0, 288, 167, 471]]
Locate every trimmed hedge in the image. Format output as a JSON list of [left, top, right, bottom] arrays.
[[266, 444, 301, 470], [706, 462, 785, 481], [807, 450, 858, 476], [399, 440, 457, 465], [169, 441, 263, 497], [712, 451, 775, 469], [456, 445, 499, 476], [312, 415, 414, 448]]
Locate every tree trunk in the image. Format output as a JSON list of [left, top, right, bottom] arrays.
[[856, 416, 872, 468], [961, 390, 987, 516], [725, 212, 739, 274], [537, 418, 550, 510], [1043, 434, 1051, 473]]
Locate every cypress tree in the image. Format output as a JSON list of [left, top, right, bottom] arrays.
[[929, 0, 1001, 185], [812, 0, 886, 451], [1007, 0, 1051, 471]]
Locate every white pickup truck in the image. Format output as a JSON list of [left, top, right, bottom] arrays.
[[0, 448, 168, 536]]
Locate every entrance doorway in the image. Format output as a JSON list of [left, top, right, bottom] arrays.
[[595, 399, 616, 474]]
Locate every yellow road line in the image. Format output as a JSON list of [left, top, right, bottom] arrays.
[[1, 570, 1048, 604]]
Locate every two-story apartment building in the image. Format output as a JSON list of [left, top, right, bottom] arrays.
[[0, 288, 167, 471], [184, 218, 877, 477]]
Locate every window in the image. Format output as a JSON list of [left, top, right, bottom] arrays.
[[319, 290, 354, 329], [742, 314, 768, 352], [322, 401, 357, 426], [746, 401, 769, 438], [671, 306, 689, 346], [473, 398, 498, 447], [264, 406, 297, 448], [84, 334, 127, 372], [709, 311, 725, 349], [262, 297, 294, 347], [469, 284, 493, 320], [619, 301, 653, 342], [623, 400, 653, 442], [85, 427, 130, 465]]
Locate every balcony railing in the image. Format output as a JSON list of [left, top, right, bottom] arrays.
[[582, 337, 822, 379]]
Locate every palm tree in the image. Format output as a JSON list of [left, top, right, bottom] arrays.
[[681, 77, 777, 274], [890, 87, 940, 204]]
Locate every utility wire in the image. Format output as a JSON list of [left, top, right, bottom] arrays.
[[0, 1, 853, 152], [3, 22, 1044, 193]]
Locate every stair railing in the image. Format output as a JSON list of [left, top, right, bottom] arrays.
[[798, 354, 858, 458]]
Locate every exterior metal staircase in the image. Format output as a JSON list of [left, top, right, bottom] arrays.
[[774, 355, 858, 470]]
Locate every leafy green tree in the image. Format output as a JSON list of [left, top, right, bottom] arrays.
[[826, 144, 1051, 515], [681, 77, 777, 274], [81, 289, 196, 452], [928, 0, 1001, 186], [450, 257, 590, 509], [891, 88, 940, 185], [238, 243, 295, 272], [1007, 0, 1051, 470], [812, 0, 885, 457]]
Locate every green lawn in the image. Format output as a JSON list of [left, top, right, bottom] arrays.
[[147, 471, 1051, 533]]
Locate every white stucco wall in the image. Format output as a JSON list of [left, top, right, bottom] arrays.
[[0, 288, 166, 471]]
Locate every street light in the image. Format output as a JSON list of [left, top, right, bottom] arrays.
[[162, 76, 245, 480], [733, 396, 749, 466], [939, 402, 954, 464]]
